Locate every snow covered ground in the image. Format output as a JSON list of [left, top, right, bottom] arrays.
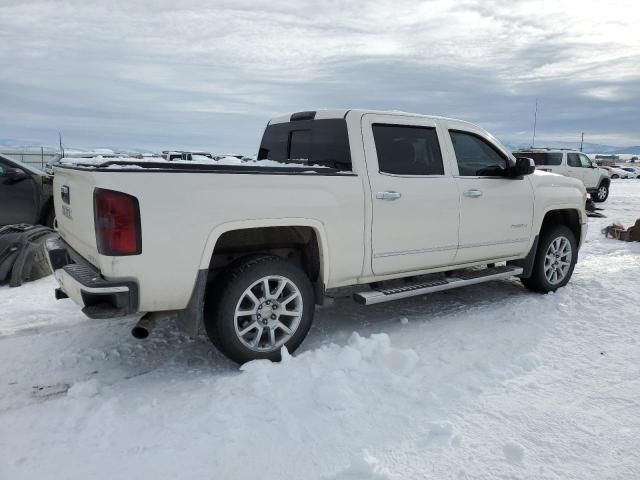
[[1, 182, 639, 479]]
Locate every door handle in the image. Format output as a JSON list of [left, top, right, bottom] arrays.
[[376, 191, 402, 201], [463, 189, 483, 198]]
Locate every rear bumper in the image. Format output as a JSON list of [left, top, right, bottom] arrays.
[[46, 236, 139, 319]]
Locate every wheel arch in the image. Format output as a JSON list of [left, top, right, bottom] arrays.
[[199, 219, 330, 298], [539, 208, 582, 244]]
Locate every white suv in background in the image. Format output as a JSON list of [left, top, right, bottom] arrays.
[[615, 166, 640, 179], [513, 148, 611, 202]]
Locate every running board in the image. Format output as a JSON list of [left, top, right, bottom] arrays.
[[353, 265, 523, 305]]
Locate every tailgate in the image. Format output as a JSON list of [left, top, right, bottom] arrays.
[[52, 167, 101, 267]]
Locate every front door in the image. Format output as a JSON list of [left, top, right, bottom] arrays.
[[566, 153, 585, 183], [444, 127, 534, 263], [579, 153, 599, 188], [362, 114, 460, 276]]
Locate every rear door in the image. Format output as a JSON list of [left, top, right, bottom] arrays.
[[443, 125, 534, 263], [362, 114, 459, 275]]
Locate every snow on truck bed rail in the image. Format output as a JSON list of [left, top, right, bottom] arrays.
[[56, 155, 331, 170]]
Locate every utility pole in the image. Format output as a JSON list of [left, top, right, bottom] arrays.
[[580, 132, 584, 152], [531, 98, 538, 148], [58, 132, 65, 158]]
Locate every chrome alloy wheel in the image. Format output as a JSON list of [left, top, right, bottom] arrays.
[[234, 275, 303, 352], [597, 185, 608, 200], [543, 236, 572, 285]]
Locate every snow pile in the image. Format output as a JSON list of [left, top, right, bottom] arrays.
[[322, 452, 391, 479], [237, 333, 420, 413]]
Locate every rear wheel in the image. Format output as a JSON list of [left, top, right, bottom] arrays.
[[521, 225, 577, 293], [204, 255, 314, 364], [592, 182, 609, 202], [611, 174, 619, 179]]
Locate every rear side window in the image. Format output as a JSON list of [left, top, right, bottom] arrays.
[[257, 119, 351, 170], [515, 152, 563, 166], [449, 131, 508, 176], [567, 153, 581, 167], [372, 124, 444, 176]]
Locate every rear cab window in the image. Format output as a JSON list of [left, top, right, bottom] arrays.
[[258, 118, 352, 171]]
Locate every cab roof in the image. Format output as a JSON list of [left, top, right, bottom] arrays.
[[267, 109, 480, 129]]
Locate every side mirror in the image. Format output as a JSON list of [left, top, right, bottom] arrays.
[[512, 157, 535, 177], [3, 167, 30, 184]]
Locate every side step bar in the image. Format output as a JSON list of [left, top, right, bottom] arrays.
[[353, 265, 523, 305]]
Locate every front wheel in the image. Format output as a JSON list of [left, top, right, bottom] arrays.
[[611, 174, 619, 179], [592, 182, 609, 202], [521, 225, 577, 293], [204, 255, 315, 364]]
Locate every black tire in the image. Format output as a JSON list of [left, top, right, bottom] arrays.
[[521, 225, 577, 293], [592, 181, 609, 202], [611, 174, 619, 179], [204, 254, 315, 364]]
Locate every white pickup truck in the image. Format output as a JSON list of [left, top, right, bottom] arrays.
[[513, 148, 611, 202], [48, 109, 588, 363]]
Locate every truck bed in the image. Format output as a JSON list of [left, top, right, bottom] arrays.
[[52, 162, 366, 312]]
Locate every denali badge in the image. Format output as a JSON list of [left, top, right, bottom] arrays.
[[62, 205, 72, 220], [61, 185, 70, 204]]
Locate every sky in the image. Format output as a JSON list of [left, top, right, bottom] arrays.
[[0, 0, 639, 154]]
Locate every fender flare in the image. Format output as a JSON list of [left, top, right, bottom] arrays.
[[197, 217, 331, 287]]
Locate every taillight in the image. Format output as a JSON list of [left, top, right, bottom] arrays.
[[94, 188, 141, 256]]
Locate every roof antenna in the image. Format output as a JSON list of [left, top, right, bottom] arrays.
[[531, 98, 538, 148], [58, 132, 65, 158]]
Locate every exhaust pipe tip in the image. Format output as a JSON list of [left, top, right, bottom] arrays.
[[131, 326, 149, 339], [131, 313, 157, 339]]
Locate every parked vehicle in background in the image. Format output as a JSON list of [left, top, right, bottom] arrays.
[[616, 166, 640, 179], [215, 154, 245, 160], [48, 109, 588, 363], [162, 151, 214, 161], [0, 154, 55, 227], [601, 166, 632, 179], [513, 148, 611, 202]]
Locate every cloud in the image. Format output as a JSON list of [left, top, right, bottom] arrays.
[[0, 0, 638, 151]]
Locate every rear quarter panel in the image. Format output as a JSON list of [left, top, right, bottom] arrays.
[[56, 168, 365, 312]]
